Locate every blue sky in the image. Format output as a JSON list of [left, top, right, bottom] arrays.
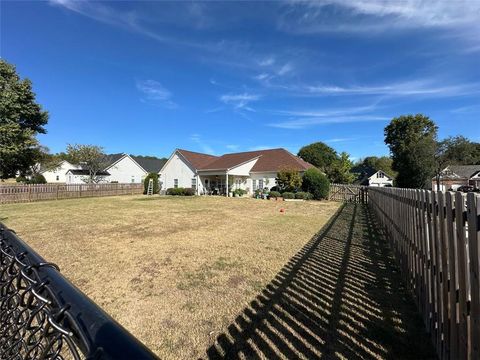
[[2, 1, 479, 160]]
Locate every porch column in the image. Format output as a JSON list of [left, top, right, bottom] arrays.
[[226, 171, 229, 197]]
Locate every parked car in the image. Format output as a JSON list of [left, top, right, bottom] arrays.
[[457, 185, 475, 193]]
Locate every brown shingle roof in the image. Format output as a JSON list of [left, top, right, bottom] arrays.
[[177, 149, 218, 169], [190, 148, 314, 172]]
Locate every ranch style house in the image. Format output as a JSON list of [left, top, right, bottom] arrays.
[[40, 154, 166, 184], [432, 165, 480, 191], [159, 148, 314, 196]]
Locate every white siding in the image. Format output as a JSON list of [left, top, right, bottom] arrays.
[[159, 152, 196, 190], [42, 161, 80, 183], [228, 158, 258, 176], [106, 156, 147, 183], [249, 172, 277, 193], [368, 171, 393, 187], [65, 172, 109, 184]]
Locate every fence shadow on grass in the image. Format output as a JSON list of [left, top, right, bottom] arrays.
[[205, 203, 436, 359]]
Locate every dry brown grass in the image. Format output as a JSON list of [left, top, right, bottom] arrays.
[[1, 195, 339, 359]]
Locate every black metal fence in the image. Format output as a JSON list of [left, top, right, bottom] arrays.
[[0, 223, 159, 360]]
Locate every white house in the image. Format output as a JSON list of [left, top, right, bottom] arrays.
[[65, 169, 110, 184], [40, 160, 81, 183], [43, 154, 166, 184], [367, 170, 394, 187], [159, 148, 314, 195]]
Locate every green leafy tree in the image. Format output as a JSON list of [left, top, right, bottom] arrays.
[[384, 114, 437, 188], [0, 60, 48, 179], [329, 152, 355, 184], [276, 167, 302, 192], [354, 156, 396, 178], [66, 144, 107, 183], [143, 173, 160, 194], [302, 168, 330, 200], [298, 142, 338, 174]]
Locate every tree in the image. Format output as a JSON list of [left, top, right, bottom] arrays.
[[0, 60, 48, 179], [298, 142, 338, 174], [66, 144, 107, 183], [441, 136, 480, 165], [143, 173, 160, 194], [329, 152, 355, 184], [354, 156, 396, 178], [276, 168, 302, 192], [302, 168, 330, 200], [384, 114, 437, 188]]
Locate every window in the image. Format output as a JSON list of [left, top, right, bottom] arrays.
[[259, 179, 264, 190], [191, 178, 196, 189], [174, 179, 179, 188], [56, 175, 59, 181], [252, 179, 257, 191], [378, 172, 384, 178]]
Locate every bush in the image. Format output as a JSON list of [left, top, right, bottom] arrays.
[[295, 191, 313, 200], [233, 188, 247, 196], [166, 187, 195, 196], [269, 191, 281, 199], [183, 188, 195, 196], [16, 176, 27, 183], [302, 168, 330, 200], [28, 174, 47, 184], [143, 173, 160, 194], [282, 192, 295, 199]]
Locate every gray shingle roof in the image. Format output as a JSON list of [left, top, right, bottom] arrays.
[[131, 156, 167, 173], [441, 165, 480, 179]]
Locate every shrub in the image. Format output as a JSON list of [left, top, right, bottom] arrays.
[[269, 191, 281, 199], [295, 191, 313, 200], [16, 176, 27, 183], [143, 173, 160, 194], [302, 168, 330, 200], [233, 188, 247, 196], [282, 192, 295, 199], [28, 174, 47, 184], [183, 188, 195, 196], [166, 187, 195, 196]]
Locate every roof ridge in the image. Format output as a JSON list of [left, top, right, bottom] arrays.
[[177, 148, 218, 157]]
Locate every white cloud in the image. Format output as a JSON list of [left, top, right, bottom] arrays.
[[277, 63, 293, 76], [190, 134, 215, 154], [220, 93, 260, 111], [269, 103, 389, 129], [258, 57, 275, 66], [226, 144, 240, 151], [299, 79, 480, 98], [281, 0, 480, 32], [136, 79, 177, 108]]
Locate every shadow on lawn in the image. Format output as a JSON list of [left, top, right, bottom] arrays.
[[205, 203, 436, 359]]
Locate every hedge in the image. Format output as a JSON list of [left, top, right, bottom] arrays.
[[269, 191, 282, 198], [295, 191, 313, 200], [282, 192, 295, 199], [166, 187, 195, 196]]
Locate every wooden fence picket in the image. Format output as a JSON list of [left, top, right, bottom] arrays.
[[366, 187, 480, 360], [0, 183, 144, 204]]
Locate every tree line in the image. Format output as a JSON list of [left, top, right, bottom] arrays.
[[2, 58, 479, 189]]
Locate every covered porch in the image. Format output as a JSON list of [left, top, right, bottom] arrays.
[[197, 172, 249, 196]]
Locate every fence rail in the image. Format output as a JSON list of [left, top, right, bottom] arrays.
[[368, 187, 480, 360], [0, 183, 143, 204], [328, 184, 369, 203], [0, 223, 158, 360]]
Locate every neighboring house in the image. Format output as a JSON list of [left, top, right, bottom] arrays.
[[159, 148, 314, 195], [65, 169, 110, 184], [355, 168, 394, 187], [40, 160, 81, 183], [103, 153, 166, 184], [432, 165, 480, 191]]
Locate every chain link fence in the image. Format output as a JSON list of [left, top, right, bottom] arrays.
[[0, 223, 158, 360]]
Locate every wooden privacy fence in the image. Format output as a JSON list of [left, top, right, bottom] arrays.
[[369, 187, 480, 360], [0, 183, 144, 204], [329, 183, 369, 203]]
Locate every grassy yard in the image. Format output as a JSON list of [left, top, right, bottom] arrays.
[[1, 195, 339, 359]]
